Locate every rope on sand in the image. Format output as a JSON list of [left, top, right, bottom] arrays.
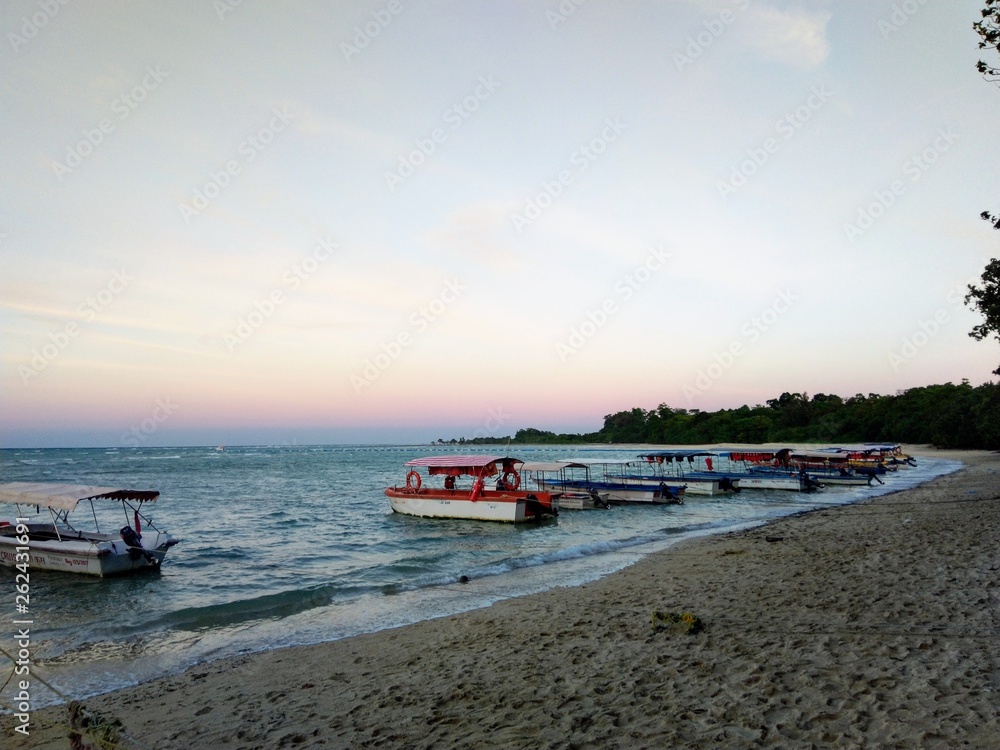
[[1, 645, 145, 750]]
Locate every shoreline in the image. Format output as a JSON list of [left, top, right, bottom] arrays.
[[8, 447, 999, 748]]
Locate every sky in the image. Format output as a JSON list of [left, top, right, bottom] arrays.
[[2, 0, 999, 448]]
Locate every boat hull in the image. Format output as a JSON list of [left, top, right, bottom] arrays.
[[624, 474, 735, 496], [385, 488, 555, 523], [811, 474, 874, 487], [713, 470, 819, 491], [537, 479, 680, 504], [0, 530, 175, 577]]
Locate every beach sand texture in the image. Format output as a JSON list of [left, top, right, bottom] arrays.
[[7, 448, 999, 749]]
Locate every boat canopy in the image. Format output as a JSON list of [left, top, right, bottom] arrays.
[[403, 455, 510, 476], [638, 450, 716, 462], [790, 450, 850, 461], [0, 482, 160, 512], [513, 461, 589, 473], [715, 448, 790, 462], [561, 458, 633, 466]]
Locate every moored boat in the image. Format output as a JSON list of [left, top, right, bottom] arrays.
[[713, 450, 821, 492], [629, 451, 740, 495], [536, 459, 686, 504], [0, 483, 178, 577], [785, 450, 879, 485], [385, 455, 558, 523], [513, 461, 611, 510]]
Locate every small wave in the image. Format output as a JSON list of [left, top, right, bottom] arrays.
[[38, 636, 146, 666], [148, 583, 380, 632], [381, 532, 688, 595]]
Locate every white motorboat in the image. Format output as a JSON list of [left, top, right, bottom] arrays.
[[0, 483, 179, 577]]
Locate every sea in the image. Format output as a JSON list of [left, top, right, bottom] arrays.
[[0, 444, 962, 710]]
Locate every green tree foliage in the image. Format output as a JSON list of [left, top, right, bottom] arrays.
[[975, 0, 1000, 84], [645, 383, 1000, 449], [966, 3, 1000, 371], [965, 259, 1000, 375], [453, 383, 1000, 450]]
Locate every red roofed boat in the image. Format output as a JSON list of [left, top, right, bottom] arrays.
[[385, 455, 558, 523]]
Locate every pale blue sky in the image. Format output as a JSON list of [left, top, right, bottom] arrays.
[[2, 0, 999, 447]]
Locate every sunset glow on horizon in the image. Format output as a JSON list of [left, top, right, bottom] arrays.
[[2, 1, 999, 449]]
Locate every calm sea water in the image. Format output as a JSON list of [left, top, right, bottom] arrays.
[[0, 445, 961, 708]]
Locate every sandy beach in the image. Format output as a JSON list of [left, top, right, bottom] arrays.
[[7, 447, 999, 749]]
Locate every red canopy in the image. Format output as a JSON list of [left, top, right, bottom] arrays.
[[403, 455, 512, 476]]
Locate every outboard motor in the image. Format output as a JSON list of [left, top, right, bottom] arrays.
[[120, 525, 142, 548], [659, 482, 683, 504], [589, 488, 610, 509], [121, 526, 153, 562]]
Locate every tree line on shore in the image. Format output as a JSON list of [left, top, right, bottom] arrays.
[[440, 381, 1000, 450]]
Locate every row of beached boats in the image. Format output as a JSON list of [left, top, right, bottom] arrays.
[[383, 444, 916, 523], [0, 444, 914, 576]]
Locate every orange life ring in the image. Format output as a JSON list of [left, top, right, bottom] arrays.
[[405, 470, 422, 492], [502, 470, 521, 491]]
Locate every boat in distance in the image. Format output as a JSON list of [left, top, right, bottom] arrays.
[[386, 455, 558, 523], [0, 483, 179, 577]]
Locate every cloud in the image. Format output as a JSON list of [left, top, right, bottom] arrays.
[[739, 6, 831, 68], [424, 200, 523, 267]]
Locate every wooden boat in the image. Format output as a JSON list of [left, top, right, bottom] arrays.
[[513, 461, 611, 510], [712, 450, 821, 492], [385, 455, 558, 523], [535, 459, 685, 504], [785, 450, 879, 485], [0, 483, 178, 577], [863, 443, 917, 468], [628, 451, 739, 495]]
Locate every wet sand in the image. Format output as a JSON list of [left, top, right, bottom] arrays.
[[8, 447, 1000, 749]]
